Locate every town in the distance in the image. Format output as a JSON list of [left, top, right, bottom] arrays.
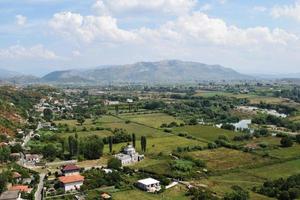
[[1, 78, 300, 200]]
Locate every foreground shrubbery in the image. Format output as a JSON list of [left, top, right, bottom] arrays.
[[255, 174, 300, 200]]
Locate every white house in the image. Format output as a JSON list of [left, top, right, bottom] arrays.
[[59, 174, 84, 191], [137, 178, 161, 193], [25, 154, 41, 164], [114, 145, 144, 166]]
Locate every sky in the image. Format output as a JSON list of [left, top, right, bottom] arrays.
[[1, 0, 300, 76]]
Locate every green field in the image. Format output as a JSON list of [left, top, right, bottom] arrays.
[[58, 129, 113, 138], [174, 125, 237, 142], [184, 148, 271, 172], [104, 135, 206, 155], [244, 158, 300, 179], [101, 122, 166, 138], [119, 113, 184, 128], [113, 185, 189, 200], [265, 144, 300, 159]]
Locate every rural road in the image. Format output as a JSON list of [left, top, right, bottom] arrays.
[[35, 173, 45, 200]]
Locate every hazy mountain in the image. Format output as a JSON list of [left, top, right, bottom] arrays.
[[0, 68, 21, 79], [41, 60, 251, 84]]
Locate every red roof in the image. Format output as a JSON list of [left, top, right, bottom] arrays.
[[63, 164, 80, 172], [9, 185, 31, 192], [59, 175, 84, 184]]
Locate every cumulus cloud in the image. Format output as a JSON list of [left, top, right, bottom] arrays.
[[0, 45, 59, 60], [92, 0, 196, 16], [15, 15, 27, 26], [49, 12, 137, 43], [139, 12, 298, 46], [271, 1, 300, 22]]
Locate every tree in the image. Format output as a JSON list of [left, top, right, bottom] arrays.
[[10, 143, 23, 153], [42, 144, 57, 161], [0, 147, 11, 163], [296, 134, 300, 144], [132, 133, 136, 148], [281, 137, 293, 148], [115, 105, 119, 115], [107, 158, 122, 170], [141, 136, 147, 152], [77, 116, 85, 126], [68, 136, 78, 157], [43, 108, 53, 122], [224, 185, 249, 200], [81, 136, 104, 160], [108, 136, 113, 153], [278, 191, 290, 200], [0, 172, 10, 193]]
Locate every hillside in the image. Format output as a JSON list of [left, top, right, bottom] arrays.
[[0, 86, 43, 136], [41, 60, 251, 84], [0, 68, 21, 79]]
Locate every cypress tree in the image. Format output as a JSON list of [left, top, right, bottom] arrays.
[[108, 136, 113, 153], [132, 133, 136, 148]]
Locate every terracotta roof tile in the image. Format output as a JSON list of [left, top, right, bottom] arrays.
[[9, 185, 31, 192], [59, 175, 84, 184]]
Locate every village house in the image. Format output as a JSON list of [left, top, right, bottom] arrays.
[[62, 164, 80, 176], [137, 178, 161, 193], [25, 154, 41, 164], [114, 145, 144, 166], [9, 185, 32, 193], [104, 100, 120, 106], [58, 174, 85, 191], [0, 190, 21, 200]]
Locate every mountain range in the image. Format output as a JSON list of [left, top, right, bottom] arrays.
[[2, 60, 296, 85]]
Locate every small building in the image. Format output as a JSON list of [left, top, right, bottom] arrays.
[[104, 100, 119, 106], [9, 185, 32, 193], [58, 174, 84, 191], [114, 145, 144, 166], [25, 154, 41, 164], [137, 178, 161, 193], [12, 172, 21, 183], [100, 193, 112, 199], [62, 164, 80, 176], [0, 190, 21, 200]]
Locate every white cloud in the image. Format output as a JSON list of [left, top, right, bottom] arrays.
[[200, 4, 212, 11], [0, 45, 59, 60], [49, 12, 137, 43], [140, 12, 298, 46], [92, 0, 196, 16], [253, 6, 267, 12], [15, 15, 27, 26], [271, 1, 300, 22]]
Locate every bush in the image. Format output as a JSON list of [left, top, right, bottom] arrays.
[[281, 137, 293, 147], [107, 158, 122, 170]]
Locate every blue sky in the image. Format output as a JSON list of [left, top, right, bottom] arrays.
[[1, 0, 300, 76]]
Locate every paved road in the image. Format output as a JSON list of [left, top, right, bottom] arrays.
[[35, 173, 45, 200], [22, 130, 33, 147]]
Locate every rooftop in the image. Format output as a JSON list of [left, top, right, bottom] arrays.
[[138, 178, 160, 185], [9, 185, 31, 193], [59, 175, 84, 184], [63, 164, 80, 172]]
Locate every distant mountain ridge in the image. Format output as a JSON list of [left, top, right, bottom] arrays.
[[40, 60, 252, 84], [0, 68, 21, 79]]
